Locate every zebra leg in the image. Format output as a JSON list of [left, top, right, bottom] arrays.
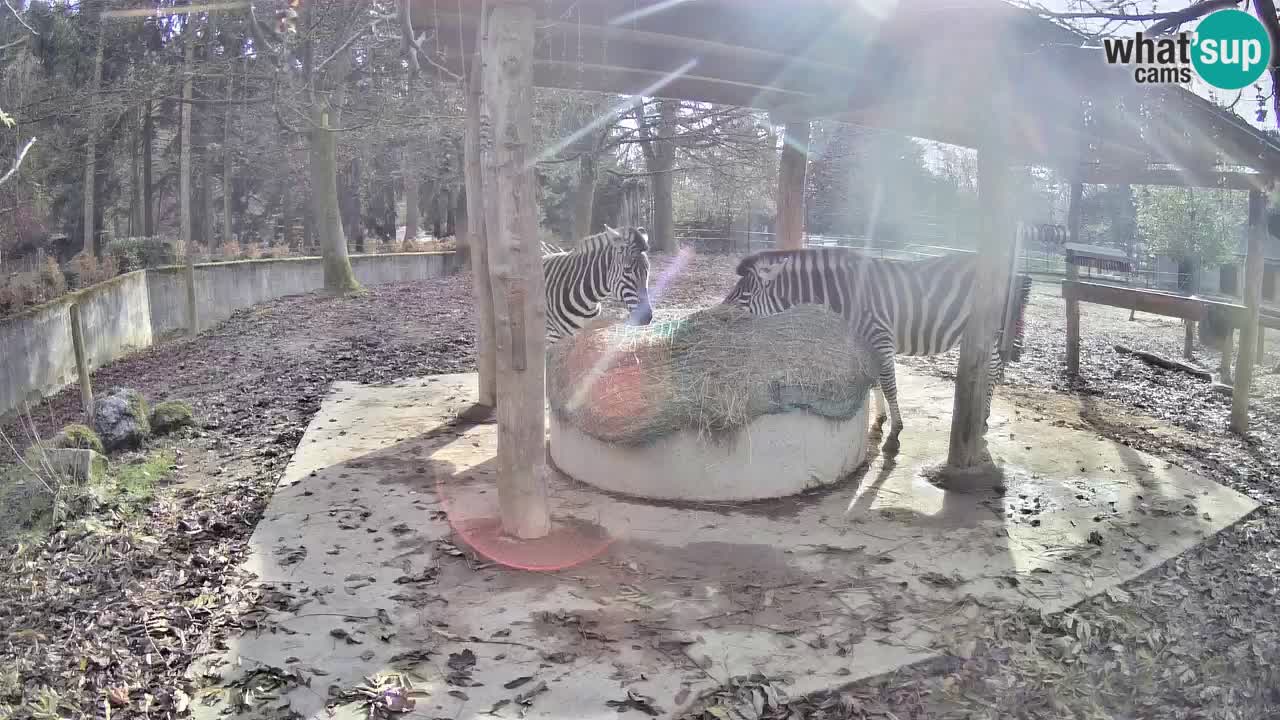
[[870, 384, 889, 434], [871, 335, 904, 453], [982, 338, 1007, 434]]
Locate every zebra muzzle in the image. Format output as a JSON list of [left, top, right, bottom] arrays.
[[626, 303, 654, 326]]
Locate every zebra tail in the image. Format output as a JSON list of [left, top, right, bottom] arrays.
[[1010, 274, 1032, 363]]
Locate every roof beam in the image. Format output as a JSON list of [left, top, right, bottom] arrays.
[[1070, 165, 1271, 190]]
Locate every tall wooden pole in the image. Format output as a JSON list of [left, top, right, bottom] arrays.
[[775, 119, 810, 250], [1065, 182, 1083, 376], [1231, 188, 1268, 433], [465, 60, 496, 408], [947, 133, 1014, 468], [479, 1, 550, 539]]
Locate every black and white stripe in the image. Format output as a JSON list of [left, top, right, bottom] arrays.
[[541, 240, 566, 255], [543, 225, 654, 342], [721, 247, 1031, 452]]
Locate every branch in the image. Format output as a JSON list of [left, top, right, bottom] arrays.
[[0, 136, 36, 187], [1147, 0, 1242, 34], [247, 3, 284, 64], [397, 0, 461, 82], [1250, 0, 1280, 128], [3, 0, 36, 36]]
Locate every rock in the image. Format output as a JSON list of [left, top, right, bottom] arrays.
[[49, 423, 105, 455], [27, 448, 108, 483], [93, 388, 152, 452], [150, 400, 195, 436]]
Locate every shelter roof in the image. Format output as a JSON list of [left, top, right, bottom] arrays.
[[412, 0, 1280, 184]]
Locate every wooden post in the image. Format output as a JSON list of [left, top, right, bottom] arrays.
[[1231, 188, 1268, 433], [1065, 182, 1083, 376], [69, 302, 94, 422], [465, 44, 496, 408], [947, 138, 1014, 468], [1220, 324, 1234, 384], [185, 257, 198, 336], [775, 118, 810, 250], [479, 1, 550, 539]]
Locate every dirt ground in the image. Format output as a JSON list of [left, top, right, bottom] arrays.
[[3, 252, 1280, 720]]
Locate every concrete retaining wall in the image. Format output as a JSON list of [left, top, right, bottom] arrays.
[[1, 252, 460, 419]]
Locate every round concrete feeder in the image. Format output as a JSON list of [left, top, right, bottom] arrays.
[[549, 403, 869, 502], [545, 305, 876, 503]]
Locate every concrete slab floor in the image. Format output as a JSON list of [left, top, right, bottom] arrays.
[[189, 369, 1258, 720]]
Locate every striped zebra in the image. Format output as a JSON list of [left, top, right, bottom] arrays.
[[543, 225, 654, 342], [721, 248, 1032, 453], [541, 240, 566, 255]]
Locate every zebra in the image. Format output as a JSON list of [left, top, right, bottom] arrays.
[[721, 247, 1032, 453], [541, 240, 566, 255], [543, 225, 654, 342]]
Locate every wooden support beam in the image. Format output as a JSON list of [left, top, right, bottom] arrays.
[[1232, 188, 1268, 434], [947, 139, 1014, 469], [1060, 281, 1248, 323], [1064, 182, 1083, 376], [479, 1, 550, 539], [465, 42, 496, 409], [1070, 165, 1269, 191], [68, 302, 94, 423], [775, 119, 810, 250]]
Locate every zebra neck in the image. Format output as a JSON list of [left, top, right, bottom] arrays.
[[561, 248, 613, 303]]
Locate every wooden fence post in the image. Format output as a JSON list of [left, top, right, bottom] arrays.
[[69, 302, 94, 422], [480, 0, 550, 539], [1231, 188, 1268, 433], [1065, 182, 1083, 376], [185, 257, 198, 336]]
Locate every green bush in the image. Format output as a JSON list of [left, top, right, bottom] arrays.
[[104, 237, 178, 272], [50, 424, 105, 455]]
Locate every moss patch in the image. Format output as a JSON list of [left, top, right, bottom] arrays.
[[49, 424, 105, 455], [150, 400, 195, 436], [129, 392, 152, 437], [112, 448, 175, 508]]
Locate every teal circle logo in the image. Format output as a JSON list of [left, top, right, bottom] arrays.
[[1192, 9, 1271, 90]]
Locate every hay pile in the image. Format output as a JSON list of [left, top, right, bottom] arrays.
[[547, 304, 877, 446]]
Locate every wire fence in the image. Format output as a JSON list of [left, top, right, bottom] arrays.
[[674, 229, 1197, 294]]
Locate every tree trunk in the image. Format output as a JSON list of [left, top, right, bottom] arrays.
[[311, 105, 359, 292], [572, 151, 596, 242], [648, 100, 677, 251], [130, 108, 141, 238], [179, 31, 194, 254], [480, 1, 550, 539], [403, 151, 419, 243], [223, 63, 234, 244], [465, 64, 495, 406], [82, 12, 106, 255], [444, 187, 456, 238], [776, 119, 811, 250], [143, 99, 154, 237], [423, 179, 439, 239]]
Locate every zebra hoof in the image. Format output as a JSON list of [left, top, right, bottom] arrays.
[[881, 435, 901, 455]]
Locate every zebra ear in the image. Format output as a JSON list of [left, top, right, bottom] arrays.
[[630, 227, 649, 251], [754, 257, 789, 284]]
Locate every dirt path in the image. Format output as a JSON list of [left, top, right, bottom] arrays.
[[2, 253, 1279, 719]]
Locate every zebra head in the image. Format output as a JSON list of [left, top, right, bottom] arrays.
[[721, 251, 791, 314], [603, 224, 653, 326]]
